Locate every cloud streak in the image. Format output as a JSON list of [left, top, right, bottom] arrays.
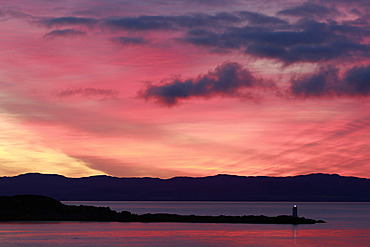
[[277, 2, 339, 19], [38, 17, 98, 28], [43, 29, 86, 38], [56, 88, 118, 98]]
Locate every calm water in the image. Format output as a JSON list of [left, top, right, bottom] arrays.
[[0, 202, 369, 246]]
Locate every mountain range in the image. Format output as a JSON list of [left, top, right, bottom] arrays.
[[0, 173, 369, 201]]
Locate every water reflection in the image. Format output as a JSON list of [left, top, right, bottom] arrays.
[[292, 224, 297, 246], [0, 222, 369, 247]]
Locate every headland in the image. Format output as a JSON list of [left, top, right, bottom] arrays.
[[0, 195, 325, 224]]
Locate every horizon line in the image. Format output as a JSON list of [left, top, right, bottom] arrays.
[[2, 172, 369, 180]]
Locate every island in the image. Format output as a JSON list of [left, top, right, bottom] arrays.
[[0, 195, 325, 224]]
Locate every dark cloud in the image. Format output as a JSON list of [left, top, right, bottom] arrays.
[[102, 12, 243, 31], [102, 12, 287, 31], [56, 88, 118, 98], [343, 16, 369, 27], [291, 65, 370, 97], [277, 3, 338, 19], [26, 6, 368, 65], [291, 67, 339, 97], [111, 36, 147, 46], [247, 40, 368, 63], [140, 62, 270, 106], [43, 29, 86, 38], [103, 16, 175, 31], [143, 63, 370, 106], [343, 66, 370, 96], [183, 19, 369, 63], [39, 17, 98, 28], [238, 11, 288, 25]]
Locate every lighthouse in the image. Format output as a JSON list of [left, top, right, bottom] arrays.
[[292, 205, 298, 218]]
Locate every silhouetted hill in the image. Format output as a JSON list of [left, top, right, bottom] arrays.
[[0, 195, 119, 221], [0, 173, 369, 201], [0, 195, 324, 224]]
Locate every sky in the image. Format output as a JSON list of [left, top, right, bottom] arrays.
[[0, 0, 369, 178]]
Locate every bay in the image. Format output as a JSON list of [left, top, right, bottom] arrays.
[[0, 202, 369, 246]]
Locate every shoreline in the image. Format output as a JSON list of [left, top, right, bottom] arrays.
[[0, 195, 325, 224]]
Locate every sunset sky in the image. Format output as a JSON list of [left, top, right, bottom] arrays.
[[0, 0, 369, 178]]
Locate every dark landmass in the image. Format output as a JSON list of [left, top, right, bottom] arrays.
[[0, 173, 369, 201], [0, 195, 325, 224]]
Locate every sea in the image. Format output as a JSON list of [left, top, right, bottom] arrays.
[[0, 201, 369, 246]]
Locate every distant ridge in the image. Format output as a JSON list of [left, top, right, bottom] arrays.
[[0, 173, 369, 201]]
